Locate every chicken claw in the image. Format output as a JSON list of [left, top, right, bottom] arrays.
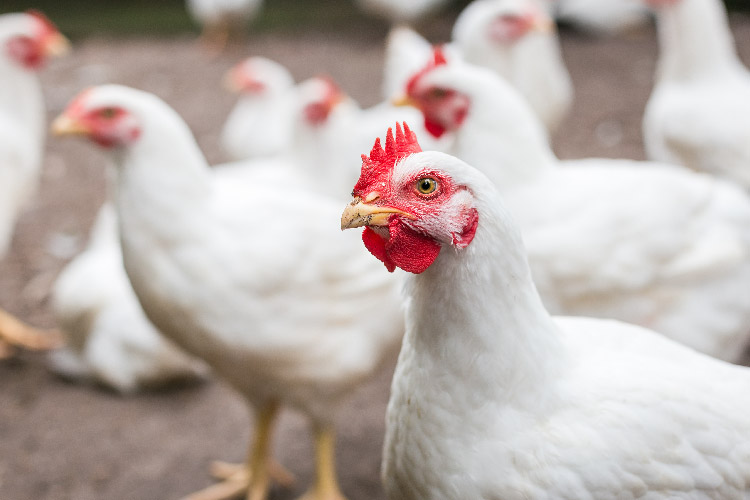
[[0, 308, 64, 356]]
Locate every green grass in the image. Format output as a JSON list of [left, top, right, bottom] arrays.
[[0, 0, 391, 38], [2, 0, 746, 39]]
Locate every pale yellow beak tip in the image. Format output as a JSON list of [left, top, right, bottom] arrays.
[[341, 199, 414, 230], [50, 114, 87, 137], [392, 94, 416, 108], [46, 33, 71, 58], [222, 69, 241, 93], [534, 15, 555, 33]]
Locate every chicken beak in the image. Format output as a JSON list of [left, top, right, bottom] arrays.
[[223, 68, 243, 93], [531, 10, 554, 33], [44, 32, 71, 58], [341, 198, 414, 230], [51, 113, 90, 137], [392, 94, 418, 108]]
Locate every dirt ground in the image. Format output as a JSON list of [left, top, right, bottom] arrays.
[[2, 13, 750, 500]]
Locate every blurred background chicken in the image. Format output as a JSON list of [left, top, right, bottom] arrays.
[[353, 0, 453, 25], [452, 0, 573, 133], [0, 11, 67, 259], [220, 56, 296, 161], [544, 0, 654, 35], [52, 84, 405, 500], [644, 0, 750, 190], [0, 10, 68, 356], [48, 204, 209, 393], [186, 0, 263, 51]]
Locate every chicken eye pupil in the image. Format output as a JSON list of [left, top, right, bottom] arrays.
[[417, 178, 437, 194], [100, 108, 116, 119]]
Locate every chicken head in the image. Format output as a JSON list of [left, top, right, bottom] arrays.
[[342, 123, 478, 273], [51, 89, 142, 149], [5, 10, 69, 70]]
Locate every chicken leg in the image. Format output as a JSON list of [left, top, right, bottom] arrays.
[[297, 424, 347, 500], [0, 308, 64, 359], [182, 400, 294, 500]]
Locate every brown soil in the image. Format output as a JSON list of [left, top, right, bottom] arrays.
[[1, 14, 749, 500]]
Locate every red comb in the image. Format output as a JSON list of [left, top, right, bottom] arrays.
[[64, 87, 94, 117], [26, 10, 59, 35], [313, 75, 343, 101], [353, 122, 422, 197], [405, 45, 449, 96]]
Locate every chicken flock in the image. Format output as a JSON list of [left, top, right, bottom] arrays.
[[2, 0, 750, 499]]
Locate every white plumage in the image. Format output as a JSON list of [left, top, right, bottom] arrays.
[[289, 76, 444, 200], [353, 0, 452, 24], [382, 26, 434, 101], [186, 0, 262, 49], [53, 84, 404, 500], [220, 56, 296, 161], [644, 0, 750, 191], [48, 204, 208, 393], [452, 0, 573, 133], [403, 58, 750, 362], [341, 146, 750, 499], [0, 12, 66, 258], [542, 0, 653, 35]]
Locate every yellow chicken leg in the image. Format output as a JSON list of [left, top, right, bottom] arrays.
[[0, 308, 64, 358], [297, 424, 348, 500], [182, 400, 292, 500]]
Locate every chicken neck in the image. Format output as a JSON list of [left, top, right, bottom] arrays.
[[0, 56, 45, 163], [444, 66, 557, 191], [654, 0, 743, 82], [399, 193, 565, 414]]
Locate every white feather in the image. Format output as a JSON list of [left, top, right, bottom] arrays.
[[48, 204, 209, 393], [644, 0, 750, 190], [0, 13, 46, 258], [378, 151, 750, 499], [415, 61, 750, 362], [452, 0, 573, 133]]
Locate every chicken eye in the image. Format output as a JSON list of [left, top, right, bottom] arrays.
[[99, 107, 117, 119], [416, 177, 438, 195], [428, 88, 448, 100]]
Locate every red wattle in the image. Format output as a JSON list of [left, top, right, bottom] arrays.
[[385, 219, 442, 274], [362, 227, 396, 272], [362, 221, 442, 274], [424, 117, 446, 139]]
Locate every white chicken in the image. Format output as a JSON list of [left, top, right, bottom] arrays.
[[341, 125, 750, 499], [289, 75, 442, 200], [52, 84, 404, 500], [452, 0, 573, 133], [353, 0, 453, 25], [643, 0, 750, 191], [48, 203, 208, 393], [0, 11, 68, 259], [382, 26, 434, 102], [544, 0, 653, 35], [398, 51, 750, 362], [186, 0, 262, 50], [220, 56, 296, 161], [0, 11, 68, 356]]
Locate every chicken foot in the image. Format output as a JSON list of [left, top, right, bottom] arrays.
[[296, 424, 347, 500], [181, 400, 293, 500], [0, 308, 64, 358]]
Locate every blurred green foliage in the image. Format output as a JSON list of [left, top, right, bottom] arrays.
[[0, 0, 747, 38]]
